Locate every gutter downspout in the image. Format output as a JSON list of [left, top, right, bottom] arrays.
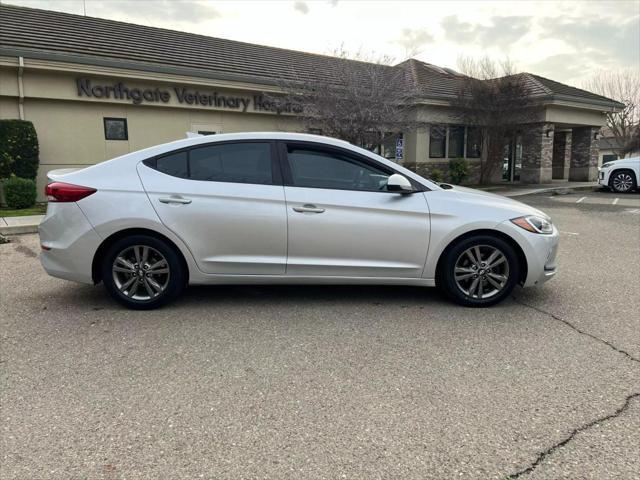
[[18, 56, 25, 120]]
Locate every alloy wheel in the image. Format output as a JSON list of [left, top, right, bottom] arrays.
[[454, 245, 510, 299], [112, 245, 170, 301], [612, 173, 633, 192]]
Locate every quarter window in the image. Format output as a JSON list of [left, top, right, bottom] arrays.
[[156, 151, 188, 178], [286, 146, 390, 192]]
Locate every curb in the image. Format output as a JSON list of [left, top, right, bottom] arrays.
[[501, 185, 598, 197], [0, 224, 39, 235]]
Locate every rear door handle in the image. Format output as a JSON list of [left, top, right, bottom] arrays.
[[159, 196, 192, 205], [293, 204, 325, 214]]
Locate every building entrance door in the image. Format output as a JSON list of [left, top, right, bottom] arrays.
[[502, 135, 522, 182]]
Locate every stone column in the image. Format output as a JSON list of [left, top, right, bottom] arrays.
[[521, 122, 554, 184], [569, 127, 599, 181], [552, 131, 572, 180]]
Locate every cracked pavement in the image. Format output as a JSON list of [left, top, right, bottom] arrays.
[[1, 192, 638, 479]]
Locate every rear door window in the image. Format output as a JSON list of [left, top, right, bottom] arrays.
[[190, 143, 272, 184]]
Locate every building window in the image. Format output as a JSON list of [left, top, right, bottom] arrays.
[[103, 117, 128, 140], [466, 127, 482, 158], [197, 130, 217, 135], [602, 154, 618, 163], [429, 125, 446, 158], [448, 126, 465, 158]]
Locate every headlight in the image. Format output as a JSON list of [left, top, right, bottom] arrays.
[[511, 215, 554, 234], [601, 162, 614, 169]]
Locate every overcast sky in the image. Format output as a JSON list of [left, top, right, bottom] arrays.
[[5, 0, 640, 86]]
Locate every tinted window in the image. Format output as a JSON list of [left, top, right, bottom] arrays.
[[287, 146, 390, 192], [190, 143, 272, 184], [104, 118, 128, 140], [156, 151, 188, 178], [429, 125, 446, 158], [448, 126, 465, 158], [466, 127, 482, 158]]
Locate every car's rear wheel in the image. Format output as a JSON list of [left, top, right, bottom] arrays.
[[101, 235, 185, 309], [610, 170, 636, 193], [439, 235, 520, 307]]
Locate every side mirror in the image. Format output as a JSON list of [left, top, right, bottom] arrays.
[[387, 173, 414, 193]]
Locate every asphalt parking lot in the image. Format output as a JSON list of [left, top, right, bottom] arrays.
[[1, 191, 638, 480]]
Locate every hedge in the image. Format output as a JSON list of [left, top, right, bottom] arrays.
[[0, 120, 40, 180], [3, 176, 37, 209]]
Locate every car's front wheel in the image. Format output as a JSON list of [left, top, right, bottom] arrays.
[[101, 235, 185, 309], [439, 235, 520, 307], [610, 170, 636, 193]]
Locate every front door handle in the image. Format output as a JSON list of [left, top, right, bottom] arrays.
[[159, 196, 192, 205], [293, 204, 325, 214]]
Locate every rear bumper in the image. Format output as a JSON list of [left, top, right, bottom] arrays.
[[38, 202, 101, 284]]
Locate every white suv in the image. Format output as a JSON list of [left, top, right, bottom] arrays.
[[598, 156, 640, 193]]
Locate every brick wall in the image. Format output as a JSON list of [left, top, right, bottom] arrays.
[[569, 127, 599, 181], [520, 122, 554, 183]]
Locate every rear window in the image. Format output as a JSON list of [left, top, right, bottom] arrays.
[[147, 142, 273, 185]]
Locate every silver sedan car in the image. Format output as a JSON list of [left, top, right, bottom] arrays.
[[39, 132, 559, 309]]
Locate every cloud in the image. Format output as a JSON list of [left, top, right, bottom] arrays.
[[293, 1, 309, 14], [396, 28, 434, 56], [540, 15, 640, 67], [90, 0, 219, 23], [441, 15, 532, 46]]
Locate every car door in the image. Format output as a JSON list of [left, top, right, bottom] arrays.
[[137, 141, 287, 275], [280, 141, 430, 278]]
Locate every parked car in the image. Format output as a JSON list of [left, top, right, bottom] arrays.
[[598, 156, 639, 193], [39, 133, 559, 309]]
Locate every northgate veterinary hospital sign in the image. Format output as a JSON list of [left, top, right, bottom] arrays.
[[76, 78, 301, 114]]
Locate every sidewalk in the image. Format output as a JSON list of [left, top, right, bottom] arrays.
[[0, 214, 45, 235], [0, 182, 600, 236]]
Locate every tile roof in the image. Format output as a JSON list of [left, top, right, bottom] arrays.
[[0, 4, 624, 109]]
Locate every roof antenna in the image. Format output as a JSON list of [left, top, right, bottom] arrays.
[[82, 0, 86, 16]]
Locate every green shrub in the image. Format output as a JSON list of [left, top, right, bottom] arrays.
[[0, 151, 13, 179], [429, 167, 445, 183], [3, 176, 37, 209], [0, 120, 40, 180], [449, 158, 470, 184]]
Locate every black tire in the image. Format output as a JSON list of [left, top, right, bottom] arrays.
[[101, 234, 185, 310], [610, 170, 637, 193], [439, 235, 520, 307]]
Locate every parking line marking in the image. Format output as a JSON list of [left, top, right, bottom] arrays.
[[613, 198, 619, 205], [576, 196, 587, 203]]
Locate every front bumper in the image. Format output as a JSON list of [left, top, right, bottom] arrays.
[[497, 221, 560, 287], [597, 169, 610, 186]]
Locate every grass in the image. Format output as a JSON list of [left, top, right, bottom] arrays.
[[0, 203, 47, 217]]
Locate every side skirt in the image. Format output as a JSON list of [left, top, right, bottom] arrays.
[[188, 274, 436, 287]]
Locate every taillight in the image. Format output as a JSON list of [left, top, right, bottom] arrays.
[[45, 182, 96, 202]]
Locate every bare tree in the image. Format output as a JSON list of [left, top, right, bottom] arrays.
[[453, 56, 539, 184], [582, 70, 639, 149], [271, 47, 424, 151]]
